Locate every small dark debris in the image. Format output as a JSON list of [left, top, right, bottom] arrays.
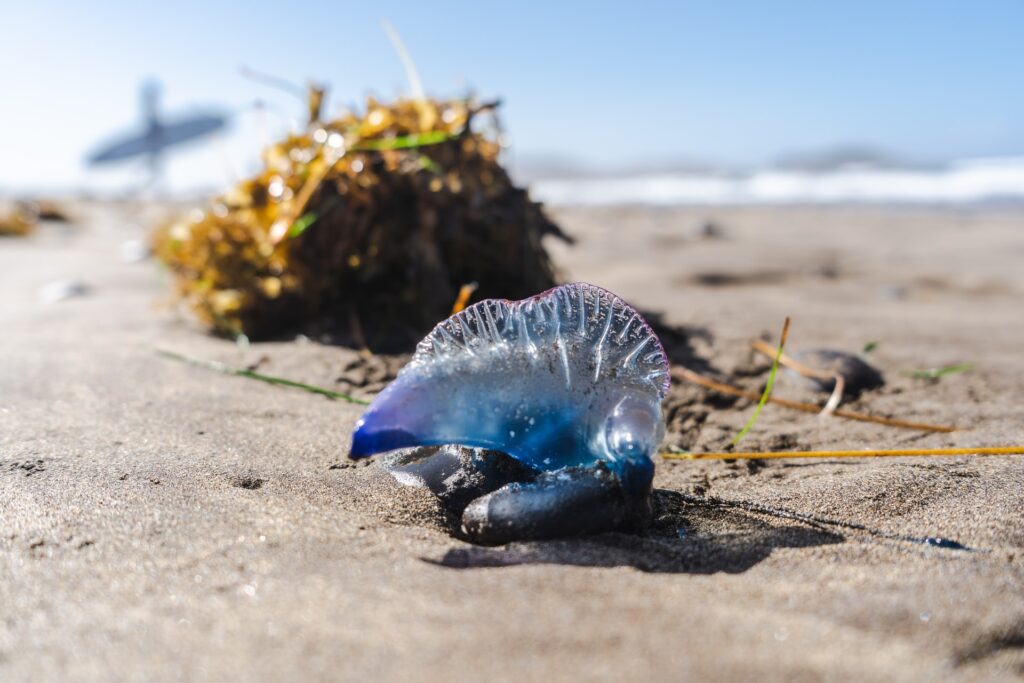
[[4, 459, 46, 477], [688, 271, 788, 288], [245, 356, 271, 372], [698, 220, 726, 240], [745, 459, 768, 474], [329, 459, 372, 470], [816, 262, 841, 279], [767, 433, 800, 450], [231, 475, 265, 490]]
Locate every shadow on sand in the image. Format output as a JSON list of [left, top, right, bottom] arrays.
[[423, 489, 844, 574]]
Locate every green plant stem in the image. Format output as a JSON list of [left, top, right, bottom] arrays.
[[353, 130, 455, 151], [731, 317, 791, 446], [156, 348, 369, 405], [909, 362, 973, 380]]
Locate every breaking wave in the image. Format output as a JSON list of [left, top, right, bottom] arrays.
[[530, 157, 1024, 205]]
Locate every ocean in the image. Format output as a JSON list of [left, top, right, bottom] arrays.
[[529, 157, 1024, 206]]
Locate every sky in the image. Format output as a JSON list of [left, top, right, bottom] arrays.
[[2, 1, 1023, 192]]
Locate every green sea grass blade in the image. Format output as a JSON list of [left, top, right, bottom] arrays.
[[731, 318, 791, 447], [157, 348, 369, 405]]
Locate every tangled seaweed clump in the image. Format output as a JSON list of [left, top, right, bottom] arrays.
[[153, 95, 569, 349], [0, 203, 42, 237]]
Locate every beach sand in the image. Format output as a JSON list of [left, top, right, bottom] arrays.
[[2, 202, 1022, 681]]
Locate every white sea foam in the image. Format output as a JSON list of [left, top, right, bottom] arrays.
[[530, 157, 1024, 206]]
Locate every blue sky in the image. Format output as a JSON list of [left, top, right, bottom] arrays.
[[2, 1, 1022, 190]]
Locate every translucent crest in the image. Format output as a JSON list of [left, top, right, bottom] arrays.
[[411, 282, 669, 397]]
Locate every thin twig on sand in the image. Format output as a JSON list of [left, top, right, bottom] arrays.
[[663, 446, 1024, 461], [672, 366, 957, 433]]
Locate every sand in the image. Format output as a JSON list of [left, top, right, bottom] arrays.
[[1, 202, 1022, 681]]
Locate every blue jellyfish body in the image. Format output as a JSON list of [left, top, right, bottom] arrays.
[[349, 283, 669, 495]]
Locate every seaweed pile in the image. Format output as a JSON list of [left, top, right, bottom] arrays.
[[153, 93, 570, 350], [0, 203, 40, 237], [0, 200, 72, 238]]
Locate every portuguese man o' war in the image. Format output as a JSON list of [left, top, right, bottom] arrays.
[[349, 283, 670, 544]]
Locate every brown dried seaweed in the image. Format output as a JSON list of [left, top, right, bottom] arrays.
[[0, 203, 39, 237], [153, 93, 569, 350]]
